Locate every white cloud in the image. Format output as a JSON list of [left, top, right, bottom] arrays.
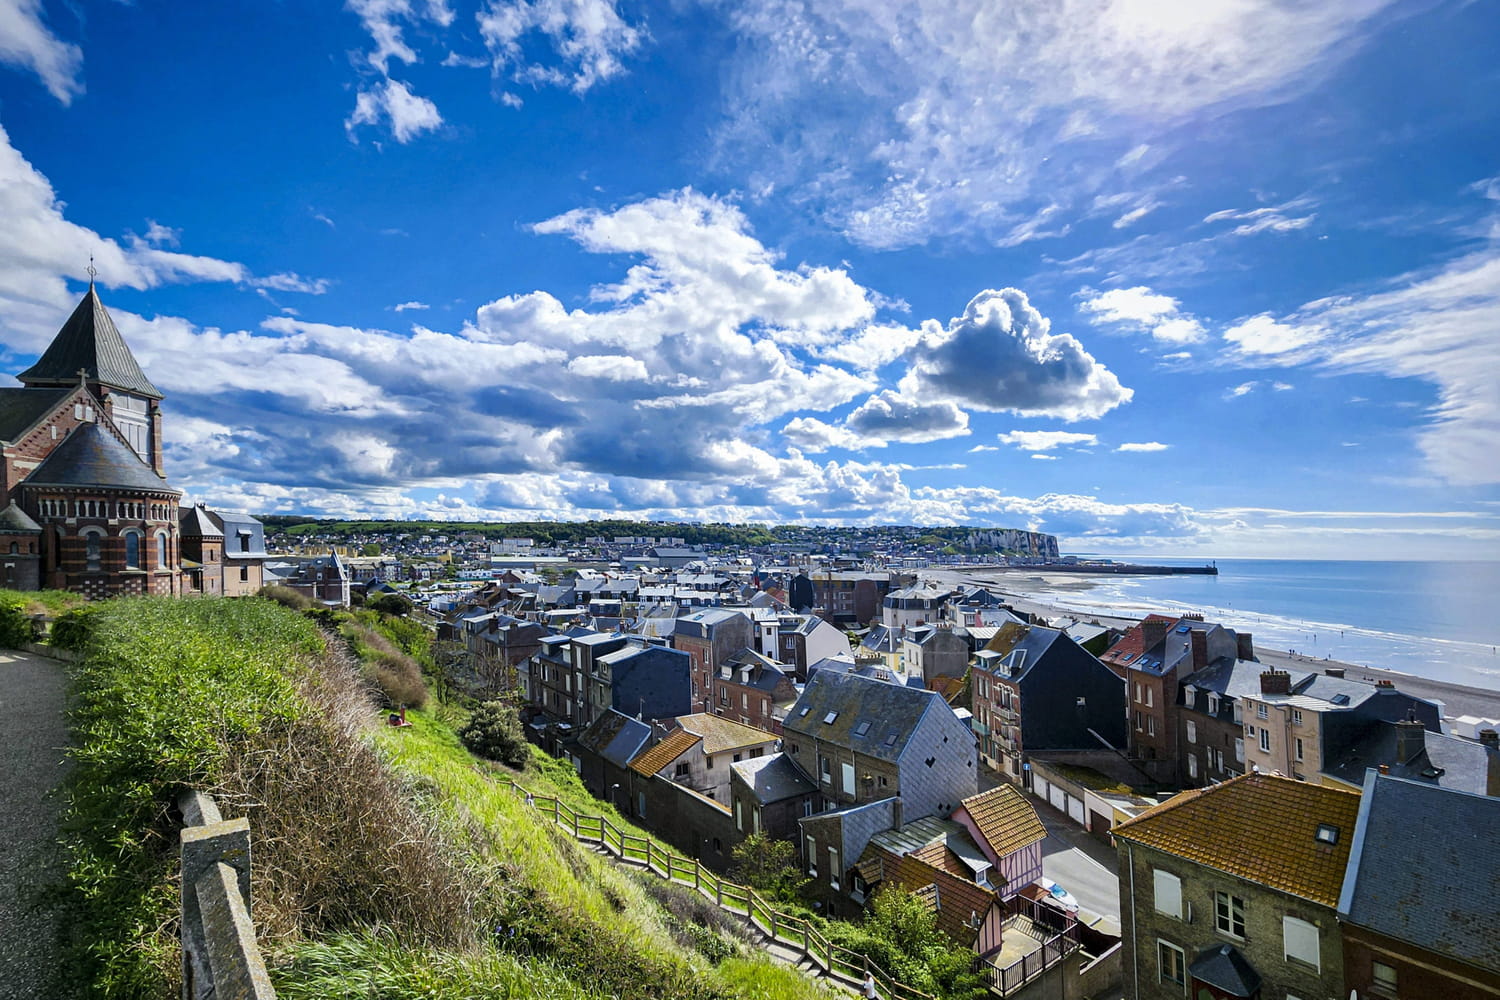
[[1116, 441, 1169, 452], [1080, 285, 1207, 345], [1222, 314, 1321, 356], [1203, 199, 1317, 237], [900, 288, 1132, 421], [253, 273, 331, 295], [781, 417, 866, 453], [478, 0, 644, 93], [0, 0, 83, 104], [142, 221, 181, 247], [346, 78, 444, 143], [1031, 454, 1058, 460], [968, 444, 998, 452], [717, 0, 1394, 247], [392, 300, 429, 312], [842, 390, 970, 444], [1227, 381, 1258, 398], [997, 430, 1098, 452], [566, 354, 650, 381]]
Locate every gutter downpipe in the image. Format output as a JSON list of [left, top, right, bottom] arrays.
[[1127, 840, 1140, 1000]]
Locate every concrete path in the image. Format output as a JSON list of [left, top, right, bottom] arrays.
[[0, 650, 71, 999]]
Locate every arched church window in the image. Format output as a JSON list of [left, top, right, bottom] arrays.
[[124, 531, 141, 570], [83, 529, 103, 572], [156, 532, 169, 569], [8, 543, 17, 554]]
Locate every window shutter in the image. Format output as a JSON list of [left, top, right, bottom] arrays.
[[1283, 915, 1320, 970], [842, 762, 856, 795], [1153, 869, 1182, 918]]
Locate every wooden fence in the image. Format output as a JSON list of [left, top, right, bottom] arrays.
[[499, 777, 934, 1000]]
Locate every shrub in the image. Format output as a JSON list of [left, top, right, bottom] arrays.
[[0, 591, 37, 647], [340, 618, 428, 709], [458, 701, 530, 768], [367, 592, 414, 617], [259, 584, 313, 611], [50, 605, 100, 652]]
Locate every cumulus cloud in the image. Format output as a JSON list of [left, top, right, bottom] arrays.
[[1080, 285, 1206, 344], [842, 390, 969, 444], [0, 0, 83, 104], [716, 0, 1394, 247], [1222, 314, 1321, 356], [1116, 441, 1169, 452], [478, 0, 644, 93], [997, 430, 1098, 452], [346, 78, 444, 143], [899, 288, 1132, 421]]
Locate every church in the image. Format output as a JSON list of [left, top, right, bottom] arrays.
[[0, 280, 188, 597]]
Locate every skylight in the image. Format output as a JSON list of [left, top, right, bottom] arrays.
[[853, 721, 872, 737], [823, 711, 839, 724], [883, 732, 898, 747], [1315, 823, 1340, 845]]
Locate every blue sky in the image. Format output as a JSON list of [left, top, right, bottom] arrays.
[[0, 0, 1497, 558]]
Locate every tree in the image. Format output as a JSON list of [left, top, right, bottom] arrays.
[[458, 701, 530, 768], [367, 592, 414, 617], [360, 542, 382, 556], [728, 831, 809, 903]]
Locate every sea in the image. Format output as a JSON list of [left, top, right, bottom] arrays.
[[1009, 558, 1500, 692]]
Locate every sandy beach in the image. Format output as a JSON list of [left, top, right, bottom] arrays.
[[929, 568, 1500, 722]]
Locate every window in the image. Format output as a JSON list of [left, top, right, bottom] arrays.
[[1153, 869, 1182, 919], [1186, 720, 1197, 744], [1259, 729, 1271, 753], [1147, 715, 1158, 737], [156, 532, 168, 568], [853, 721, 872, 737], [1158, 940, 1186, 989], [1234, 737, 1245, 762], [1292, 709, 1303, 725], [1295, 737, 1305, 761], [828, 847, 840, 889], [823, 711, 838, 724], [734, 798, 743, 831], [819, 755, 831, 783], [806, 836, 817, 875], [841, 762, 855, 795], [1134, 710, 1143, 731], [1208, 694, 1219, 716], [123, 531, 141, 569], [674, 762, 690, 779], [1214, 892, 1246, 938], [82, 529, 103, 572], [1145, 686, 1154, 708], [706, 755, 715, 769], [1187, 754, 1198, 779], [1283, 916, 1320, 970], [239, 533, 250, 553], [1371, 960, 1398, 997], [1314, 823, 1340, 845], [1256, 703, 1268, 720]]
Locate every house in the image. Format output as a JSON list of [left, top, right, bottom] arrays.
[[714, 647, 799, 733], [178, 506, 223, 595], [1113, 773, 1359, 1000], [768, 612, 852, 680], [728, 752, 819, 842], [266, 552, 350, 606], [948, 784, 1047, 900], [970, 623, 1127, 783], [574, 708, 655, 808], [1322, 716, 1500, 795], [630, 713, 779, 804], [901, 622, 970, 686], [673, 608, 754, 714], [460, 613, 551, 699], [806, 570, 891, 625], [529, 629, 623, 727], [1338, 771, 1500, 999], [210, 509, 269, 596], [783, 670, 979, 915], [590, 642, 694, 725], [1120, 617, 1249, 785], [857, 623, 903, 674], [882, 584, 955, 629], [851, 818, 1004, 959]]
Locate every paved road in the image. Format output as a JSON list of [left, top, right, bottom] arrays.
[[0, 650, 71, 999]]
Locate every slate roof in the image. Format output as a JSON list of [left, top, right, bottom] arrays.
[[0, 387, 68, 441], [731, 753, 816, 804], [1323, 722, 1500, 794], [783, 670, 940, 762], [677, 713, 774, 754], [1340, 772, 1500, 972], [981, 624, 1065, 680], [18, 285, 162, 398], [629, 729, 701, 776], [1188, 944, 1262, 997], [1182, 659, 1314, 702], [957, 784, 1047, 860], [179, 505, 222, 539], [1100, 614, 1177, 666], [578, 709, 654, 768], [25, 421, 175, 492], [0, 502, 42, 532], [1113, 773, 1360, 908]]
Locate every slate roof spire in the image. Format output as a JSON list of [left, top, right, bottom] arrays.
[[17, 282, 163, 399]]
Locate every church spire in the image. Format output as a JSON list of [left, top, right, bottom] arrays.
[[16, 280, 163, 400]]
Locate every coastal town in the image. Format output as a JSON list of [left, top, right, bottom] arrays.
[[1, 280, 1497, 1000]]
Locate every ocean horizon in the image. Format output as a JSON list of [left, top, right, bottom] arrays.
[[1011, 557, 1500, 692]]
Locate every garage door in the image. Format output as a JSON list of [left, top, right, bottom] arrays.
[[1067, 797, 1086, 825], [1048, 783, 1067, 812]]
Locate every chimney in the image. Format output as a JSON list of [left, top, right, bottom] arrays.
[[1260, 669, 1291, 695], [1324, 667, 1345, 679], [1378, 763, 1390, 775], [1394, 714, 1426, 764], [1374, 679, 1396, 690], [1190, 630, 1208, 671], [1480, 729, 1499, 750], [1235, 633, 1255, 661], [1141, 618, 1170, 650]]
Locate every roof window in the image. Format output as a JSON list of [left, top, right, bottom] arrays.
[[883, 732, 899, 747], [1176, 625, 1191, 633], [823, 711, 838, 724], [1121, 653, 1135, 662], [1314, 823, 1340, 845], [853, 721, 871, 737]]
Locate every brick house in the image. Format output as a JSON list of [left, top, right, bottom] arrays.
[[806, 570, 891, 626], [902, 622, 970, 686], [1113, 773, 1359, 1000], [1338, 770, 1500, 999], [714, 647, 799, 732], [673, 608, 754, 714]]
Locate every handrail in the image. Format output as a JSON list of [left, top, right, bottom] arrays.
[[497, 777, 934, 1000], [178, 789, 276, 1000]]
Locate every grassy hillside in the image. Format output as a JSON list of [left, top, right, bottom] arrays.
[[52, 597, 839, 1000]]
